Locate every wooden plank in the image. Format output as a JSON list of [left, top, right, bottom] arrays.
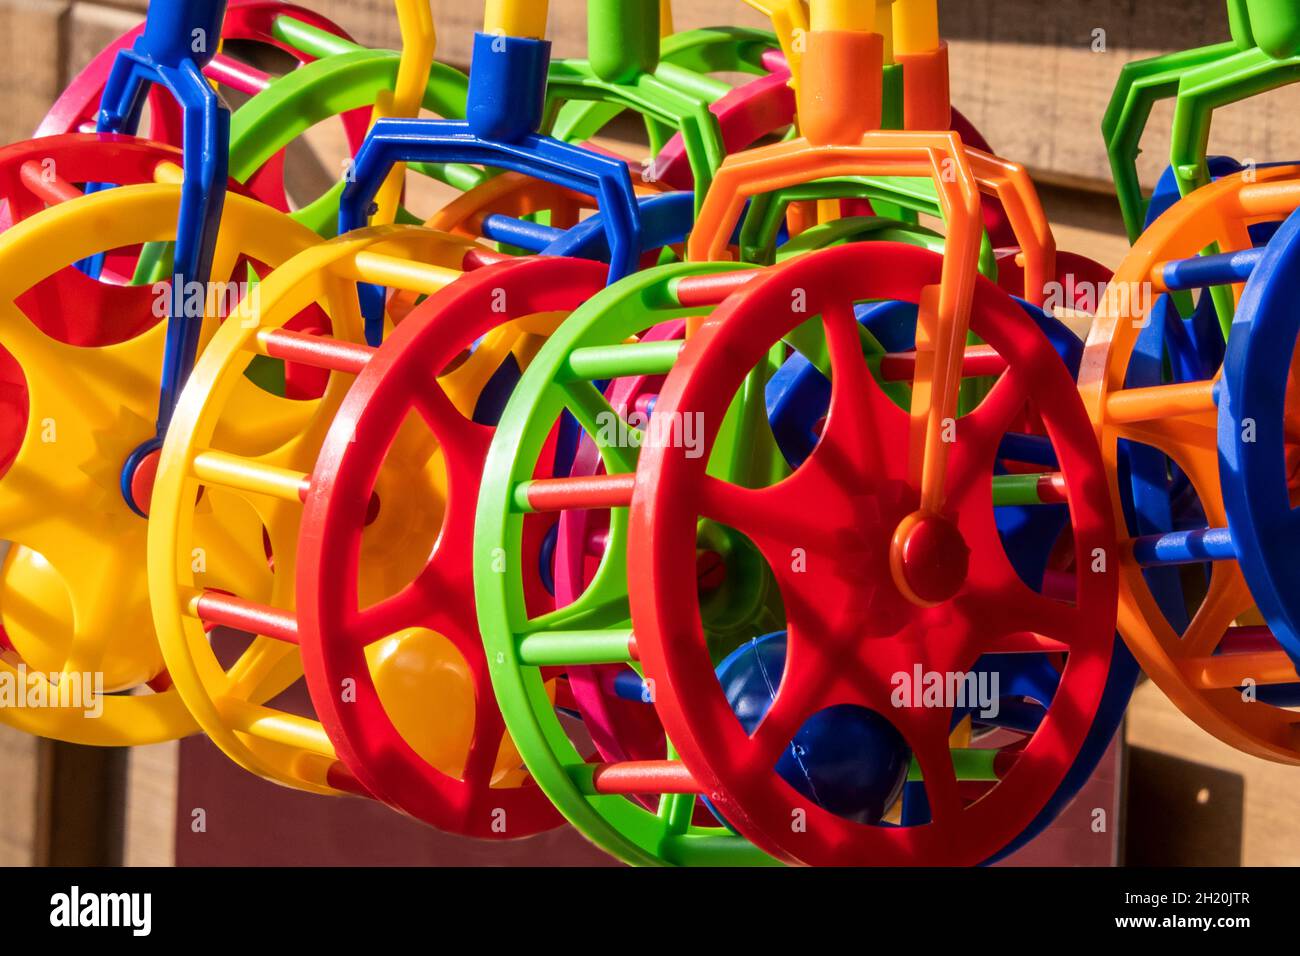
[[0, 0, 70, 144], [0, 724, 39, 865], [33, 740, 126, 866]]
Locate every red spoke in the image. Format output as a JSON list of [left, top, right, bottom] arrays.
[[464, 688, 510, 789], [350, 575, 441, 648], [698, 475, 842, 560], [747, 626, 837, 770], [414, 385, 492, 456], [963, 585, 1083, 655], [959, 367, 1029, 449], [901, 708, 964, 825]]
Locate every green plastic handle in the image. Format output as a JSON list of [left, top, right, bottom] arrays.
[[229, 17, 477, 237], [1104, 0, 1300, 243], [545, 1, 737, 216]]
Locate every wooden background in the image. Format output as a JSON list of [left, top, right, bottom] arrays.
[[0, 0, 1295, 866]]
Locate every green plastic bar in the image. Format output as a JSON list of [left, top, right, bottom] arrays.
[[662, 833, 780, 867], [908, 748, 999, 782], [271, 15, 364, 60], [654, 60, 735, 102], [517, 629, 636, 666], [563, 341, 683, 381], [992, 473, 1050, 507]]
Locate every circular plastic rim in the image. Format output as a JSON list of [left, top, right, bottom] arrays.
[[475, 259, 779, 866], [1221, 206, 1300, 668], [0, 180, 320, 744], [297, 256, 607, 835], [1079, 164, 1300, 762], [629, 242, 1117, 866], [147, 225, 480, 785]]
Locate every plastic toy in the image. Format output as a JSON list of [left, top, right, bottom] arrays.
[[0, 175, 320, 744], [36, 1, 370, 207], [146, 225, 481, 794], [92, 0, 234, 507], [1104, 0, 1300, 242], [338, 1, 643, 343], [1079, 164, 1300, 762], [472, 1, 1123, 865], [10, 0, 1294, 869]]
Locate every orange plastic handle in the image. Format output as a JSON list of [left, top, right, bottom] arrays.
[[685, 129, 983, 511]]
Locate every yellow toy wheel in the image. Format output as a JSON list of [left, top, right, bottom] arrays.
[[147, 225, 488, 794], [0, 183, 320, 745]]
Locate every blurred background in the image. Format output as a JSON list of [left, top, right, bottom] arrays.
[[0, 0, 1292, 866]]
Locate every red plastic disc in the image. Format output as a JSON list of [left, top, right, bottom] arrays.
[[628, 243, 1118, 866]]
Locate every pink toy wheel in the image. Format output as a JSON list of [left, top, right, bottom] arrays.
[[555, 320, 684, 768]]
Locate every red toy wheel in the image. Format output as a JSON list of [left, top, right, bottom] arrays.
[[0, 133, 329, 397], [628, 243, 1117, 865], [0, 134, 191, 344], [297, 256, 608, 837], [37, 1, 366, 214]]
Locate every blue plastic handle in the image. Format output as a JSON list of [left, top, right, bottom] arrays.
[[93, 0, 231, 514], [338, 33, 644, 345]]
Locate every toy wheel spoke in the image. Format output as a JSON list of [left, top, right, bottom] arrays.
[[746, 625, 836, 771], [810, 298, 899, 464], [193, 499, 277, 600], [898, 705, 964, 825], [350, 577, 441, 649], [0, 480, 43, 539], [697, 474, 841, 565], [1178, 567, 1253, 660], [414, 384, 493, 460], [962, 583, 1082, 656], [945, 371, 1032, 509], [464, 692, 507, 789], [960, 367, 1029, 451], [58, 550, 118, 676]]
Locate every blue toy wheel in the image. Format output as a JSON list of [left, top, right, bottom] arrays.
[[1220, 205, 1300, 668]]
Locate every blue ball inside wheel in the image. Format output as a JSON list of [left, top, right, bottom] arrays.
[[712, 632, 912, 826]]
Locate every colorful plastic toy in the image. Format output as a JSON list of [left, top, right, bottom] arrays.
[[338, 1, 643, 343], [15, 0, 1300, 869], [1104, 0, 1300, 242], [1080, 164, 1300, 762], [146, 225, 481, 793], [92, 0, 234, 500], [0, 175, 320, 744], [472, 0, 1121, 866], [143, 130, 706, 825]]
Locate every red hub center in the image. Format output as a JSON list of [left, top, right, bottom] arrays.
[[128, 448, 161, 517], [892, 511, 971, 606]]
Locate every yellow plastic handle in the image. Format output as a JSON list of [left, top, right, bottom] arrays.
[[893, 0, 940, 54], [368, 0, 439, 227], [742, 0, 811, 87], [661, 0, 674, 36], [484, 0, 548, 38], [809, 0, 875, 31]]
